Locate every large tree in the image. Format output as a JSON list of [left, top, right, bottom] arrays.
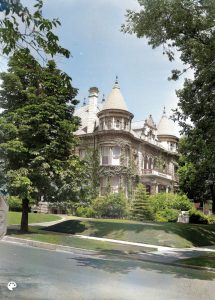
[[0, 49, 83, 232], [0, 0, 69, 59], [123, 0, 215, 212]]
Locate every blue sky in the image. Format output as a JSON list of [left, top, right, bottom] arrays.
[[7, 0, 193, 130]]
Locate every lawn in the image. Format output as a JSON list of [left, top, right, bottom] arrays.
[[43, 217, 215, 248], [8, 211, 61, 225], [178, 253, 215, 269], [7, 226, 155, 255]]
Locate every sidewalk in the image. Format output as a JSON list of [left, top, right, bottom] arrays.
[[3, 231, 215, 271], [5, 218, 215, 272]]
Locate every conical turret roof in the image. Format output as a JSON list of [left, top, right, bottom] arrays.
[[102, 77, 128, 111], [157, 107, 177, 137]]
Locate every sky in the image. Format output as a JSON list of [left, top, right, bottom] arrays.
[[3, 0, 194, 131]]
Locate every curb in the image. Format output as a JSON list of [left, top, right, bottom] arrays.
[[2, 236, 215, 273], [2, 236, 98, 255], [172, 262, 215, 273]]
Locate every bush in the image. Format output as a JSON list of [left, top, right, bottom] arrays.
[[8, 196, 22, 212], [150, 193, 193, 215], [92, 193, 128, 218], [76, 206, 95, 218], [155, 208, 179, 222], [207, 214, 215, 224], [189, 209, 208, 224]]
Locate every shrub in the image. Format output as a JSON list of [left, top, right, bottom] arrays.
[[155, 208, 179, 223], [76, 206, 95, 218], [92, 193, 128, 218], [8, 196, 22, 212], [189, 209, 208, 224], [207, 214, 215, 224], [131, 183, 153, 221], [150, 193, 193, 214]]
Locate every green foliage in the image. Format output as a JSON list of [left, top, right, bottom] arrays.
[[0, 50, 83, 231], [0, 0, 70, 59], [92, 193, 128, 219], [131, 183, 153, 221], [123, 0, 215, 212], [149, 192, 193, 223], [155, 208, 179, 223], [150, 192, 193, 212], [178, 137, 215, 205], [76, 206, 96, 218], [207, 214, 215, 225], [80, 149, 100, 203], [8, 196, 22, 212]]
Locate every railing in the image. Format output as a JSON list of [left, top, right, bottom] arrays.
[[142, 169, 173, 180]]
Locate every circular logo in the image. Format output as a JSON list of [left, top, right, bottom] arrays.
[[7, 281, 17, 291]]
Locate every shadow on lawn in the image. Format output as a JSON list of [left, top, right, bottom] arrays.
[[68, 253, 215, 281], [42, 219, 215, 247]]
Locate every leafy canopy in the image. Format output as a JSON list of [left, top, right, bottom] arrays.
[[0, 49, 83, 206], [0, 0, 70, 58], [123, 0, 215, 212]]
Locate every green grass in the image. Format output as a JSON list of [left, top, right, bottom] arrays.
[[43, 217, 215, 248], [178, 253, 215, 268], [7, 226, 155, 255], [8, 211, 61, 225]]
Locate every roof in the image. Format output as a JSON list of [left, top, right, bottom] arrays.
[[145, 115, 156, 129], [102, 78, 128, 111], [131, 120, 145, 130], [74, 102, 103, 133], [157, 108, 178, 137]]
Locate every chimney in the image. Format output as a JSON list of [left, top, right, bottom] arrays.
[[87, 87, 99, 133]]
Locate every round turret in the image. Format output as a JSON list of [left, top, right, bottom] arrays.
[[157, 107, 179, 152], [97, 77, 133, 131]]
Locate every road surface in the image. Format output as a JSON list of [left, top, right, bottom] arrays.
[[0, 241, 214, 300]]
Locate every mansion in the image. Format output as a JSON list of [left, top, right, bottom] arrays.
[[75, 78, 179, 197]]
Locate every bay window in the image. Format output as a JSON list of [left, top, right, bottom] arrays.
[[101, 146, 121, 166]]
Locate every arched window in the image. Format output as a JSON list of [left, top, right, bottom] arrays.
[[144, 156, 148, 169], [148, 157, 152, 169]]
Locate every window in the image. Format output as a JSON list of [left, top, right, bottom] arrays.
[[115, 119, 120, 129], [144, 156, 148, 169], [107, 119, 112, 129], [112, 146, 120, 165], [79, 149, 86, 160], [100, 177, 108, 195], [111, 176, 120, 193], [148, 157, 152, 169], [101, 146, 121, 166], [100, 120, 103, 130], [170, 143, 175, 151], [101, 147, 110, 165]]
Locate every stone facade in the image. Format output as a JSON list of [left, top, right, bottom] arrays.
[[75, 79, 179, 197]]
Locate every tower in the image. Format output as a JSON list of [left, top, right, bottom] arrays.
[[97, 77, 133, 131], [157, 107, 179, 152]]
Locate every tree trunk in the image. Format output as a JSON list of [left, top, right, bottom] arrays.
[[21, 198, 29, 232]]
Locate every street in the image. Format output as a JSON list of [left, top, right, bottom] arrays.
[[0, 241, 214, 300]]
